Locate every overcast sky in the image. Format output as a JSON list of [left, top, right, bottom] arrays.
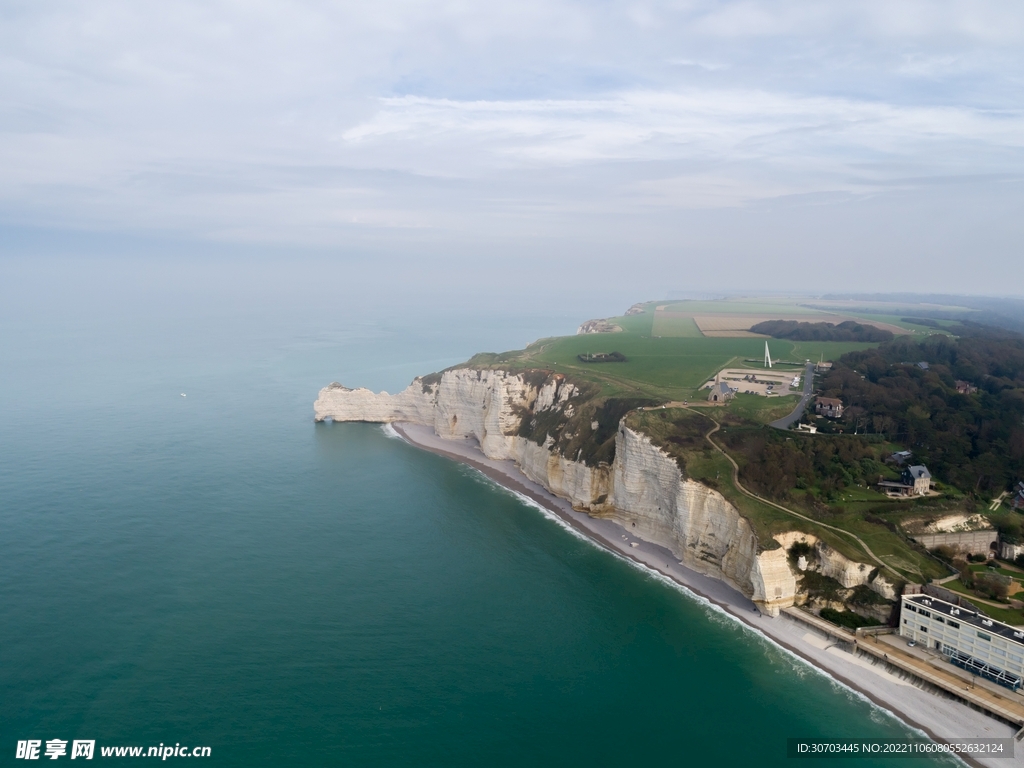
[[2, 1, 1022, 310]]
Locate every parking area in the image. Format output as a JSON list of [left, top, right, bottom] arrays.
[[704, 367, 802, 397]]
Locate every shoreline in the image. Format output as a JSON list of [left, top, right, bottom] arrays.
[[389, 421, 1019, 767]]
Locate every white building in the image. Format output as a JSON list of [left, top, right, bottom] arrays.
[[905, 465, 932, 495], [900, 594, 1024, 690]]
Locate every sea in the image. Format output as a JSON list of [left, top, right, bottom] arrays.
[[0, 299, 954, 766]]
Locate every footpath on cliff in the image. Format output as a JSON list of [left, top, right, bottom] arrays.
[[390, 422, 1020, 766]]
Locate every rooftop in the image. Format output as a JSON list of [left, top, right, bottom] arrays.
[[905, 594, 1024, 644], [907, 465, 931, 480]]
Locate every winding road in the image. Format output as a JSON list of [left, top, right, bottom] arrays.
[[770, 361, 816, 430]]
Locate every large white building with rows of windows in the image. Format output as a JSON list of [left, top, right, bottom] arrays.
[[900, 593, 1024, 690]]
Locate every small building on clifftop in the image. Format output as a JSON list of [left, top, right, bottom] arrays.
[[708, 381, 735, 403], [814, 396, 844, 419]]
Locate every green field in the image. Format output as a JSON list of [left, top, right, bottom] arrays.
[[525, 334, 768, 400], [650, 313, 703, 338], [481, 303, 886, 404]]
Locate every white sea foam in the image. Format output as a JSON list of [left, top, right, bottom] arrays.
[[381, 423, 402, 440]]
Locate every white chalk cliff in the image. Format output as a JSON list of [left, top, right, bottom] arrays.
[[314, 369, 886, 615]]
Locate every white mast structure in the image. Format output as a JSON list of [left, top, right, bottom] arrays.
[[764, 341, 773, 369]]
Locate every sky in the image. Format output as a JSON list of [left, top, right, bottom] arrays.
[[1, 1, 1023, 316]]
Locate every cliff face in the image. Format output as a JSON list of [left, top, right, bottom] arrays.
[[774, 532, 897, 601], [314, 368, 880, 616]]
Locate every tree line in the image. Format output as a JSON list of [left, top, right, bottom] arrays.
[[752, 319, 894, 342]]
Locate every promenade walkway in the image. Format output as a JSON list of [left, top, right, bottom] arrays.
[[784, 607, 1024, 733]]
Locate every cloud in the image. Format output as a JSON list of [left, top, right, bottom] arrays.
[[1, 0, 1023, 267], [341, 90, 1024, 171]]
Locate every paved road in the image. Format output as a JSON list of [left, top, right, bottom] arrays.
[[770, 361, 815, 430]]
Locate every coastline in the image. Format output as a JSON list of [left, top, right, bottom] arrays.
[[390, 421, 1020, 767]]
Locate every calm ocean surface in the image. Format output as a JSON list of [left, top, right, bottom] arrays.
[[0, 307, 945, 766]]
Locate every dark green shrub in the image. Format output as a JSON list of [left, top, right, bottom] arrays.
[[820, 608, 876, 630]]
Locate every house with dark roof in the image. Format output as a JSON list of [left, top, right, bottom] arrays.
[[878, 464, 933, 497], [905, 465, 932, 495], [814, 396, 843, 419]]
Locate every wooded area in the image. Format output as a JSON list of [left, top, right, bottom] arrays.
[[821, 324, 1024, 494]]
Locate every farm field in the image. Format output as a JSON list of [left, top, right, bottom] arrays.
[[650, 312, 703, 338], [647, 297, 975, 340], [524, 333, 765, 401], [503, 303, 886, 403]]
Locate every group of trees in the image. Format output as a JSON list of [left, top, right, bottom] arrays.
[[821, 325, 1024, 495], [752, 319, 894, 342], [721, 429, 883, 505]]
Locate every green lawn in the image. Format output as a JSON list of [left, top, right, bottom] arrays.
[[942, 579, 1024, 625], [825, 511, 947, 582], [726, 393, 800, 424], [969, 564, 1024, 581], [615, 310, 656, 335]]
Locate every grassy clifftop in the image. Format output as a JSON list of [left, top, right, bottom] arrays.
[[438, 299, 1024, 599], [626, 407, 948, 582], [453, 301, 879, 404]]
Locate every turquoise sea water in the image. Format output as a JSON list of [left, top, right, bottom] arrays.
[[0, 307, 948, 766]]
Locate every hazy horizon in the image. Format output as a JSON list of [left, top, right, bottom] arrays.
[[2, 2, 1023, 315]]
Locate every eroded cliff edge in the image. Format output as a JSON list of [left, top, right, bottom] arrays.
[[314, 368, 886, 616]]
